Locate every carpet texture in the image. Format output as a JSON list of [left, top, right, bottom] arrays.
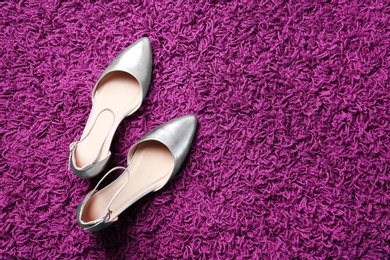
[[1, 0, 390, 259]]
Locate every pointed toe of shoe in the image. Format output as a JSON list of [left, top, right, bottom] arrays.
[[173, 114, 198, 136], [130, 115, 197, 176], [136, 37, 152, 51], [164, 115, 197, 150], [96, 36, 153, 99], [113, 37, 152, 97], [125, 37, 152, 67]]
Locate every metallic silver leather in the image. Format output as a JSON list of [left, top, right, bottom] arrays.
[[77, 115, 197, 232], [92, 37, 153, 105], [127, 114, 198, 189], [69, 37, 153, 179]]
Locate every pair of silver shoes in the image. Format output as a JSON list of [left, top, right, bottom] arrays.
[[69, 37, 197, 232]]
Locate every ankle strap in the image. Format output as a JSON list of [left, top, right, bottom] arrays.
[[70, 108, 116, 165], [87, 145, 142, 221], [85, 166, 126, 222]]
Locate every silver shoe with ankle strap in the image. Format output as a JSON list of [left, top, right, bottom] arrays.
[[69, 37, 153, 179], [76, 115, 197, 231]]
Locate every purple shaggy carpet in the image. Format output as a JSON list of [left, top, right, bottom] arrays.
[[1, 0, 390, 259]]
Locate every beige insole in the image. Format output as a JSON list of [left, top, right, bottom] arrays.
[[75, 71, 141, 168], [82, 141, 175, 222]]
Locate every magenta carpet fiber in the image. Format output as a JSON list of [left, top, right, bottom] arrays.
[[1, 0, 390, 259]]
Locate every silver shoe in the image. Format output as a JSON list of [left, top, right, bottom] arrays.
[[69, 37, 153, 179], [76, 115, 197, 231]]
